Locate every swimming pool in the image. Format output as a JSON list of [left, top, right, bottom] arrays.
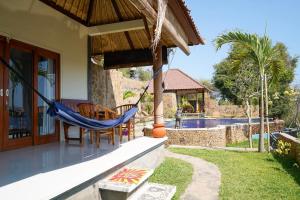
[[166, 118, 261, 129]]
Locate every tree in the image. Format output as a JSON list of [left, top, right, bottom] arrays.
[[199, 79, 215, 91], [268, 43, 298, 118], [233, 65, 259, 148], [119, 68, 131, 78], [214, 43, 297, 119], [215, 31, 282, 152], [119, 67, 152, 81], [213, 44, 256, 104], [137, 68, 152, 81], [214, 50, 259, 147]]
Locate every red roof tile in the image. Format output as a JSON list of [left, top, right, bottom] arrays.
[[148, 68, 207, 93]]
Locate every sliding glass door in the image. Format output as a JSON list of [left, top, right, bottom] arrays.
[[34, 49, 60, 144], [0, 38, 60, 150], [0, 38, 5, 151], [2, 41, 33, 149]]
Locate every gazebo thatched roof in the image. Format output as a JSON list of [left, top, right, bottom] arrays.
[[40, 0, 204, 55]]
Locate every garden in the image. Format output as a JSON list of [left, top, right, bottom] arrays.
[[150, 148, 300, 200]]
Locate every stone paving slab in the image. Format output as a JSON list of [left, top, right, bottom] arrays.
[[129, 183, 176, 200], [99, 168, 153, 193], [165, 150, 221, 200]]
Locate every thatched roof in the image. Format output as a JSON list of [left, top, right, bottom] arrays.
[[148, 68, 208, 93], [40, 0, 204, 55]]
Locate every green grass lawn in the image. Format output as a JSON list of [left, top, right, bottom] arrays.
[[169, 148, 300, 200], [149, 157, 193, 200], [226, 139, 268, 148]]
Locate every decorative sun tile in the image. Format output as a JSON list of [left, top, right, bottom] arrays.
[[109, 168, 148, 185]]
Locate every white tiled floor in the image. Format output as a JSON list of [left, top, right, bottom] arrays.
[[0, 134, 122, 187], [0, 136, 166, 200]]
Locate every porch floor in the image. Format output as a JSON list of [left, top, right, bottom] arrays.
[[0, 134, 166, 200], [0, 134, 123, 187]]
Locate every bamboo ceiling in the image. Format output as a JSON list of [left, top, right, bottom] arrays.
[[40, 0, 203, 54]]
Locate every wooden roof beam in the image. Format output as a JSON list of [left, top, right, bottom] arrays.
[[88, 19, 147, 36], [128, 0, 190, 55], [86, 0, 95, 26], [111, 0, 135, 50], [142, 15, 152, 43]]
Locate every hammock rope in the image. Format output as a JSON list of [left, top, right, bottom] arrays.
[[0, 57, 163, 130]]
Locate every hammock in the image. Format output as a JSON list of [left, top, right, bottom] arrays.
[[0, 57, 160, 130], [47, 101, 138, 130]]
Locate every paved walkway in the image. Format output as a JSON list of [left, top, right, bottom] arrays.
[[170, 145, 258, 152], [165, 150, 221, 200]]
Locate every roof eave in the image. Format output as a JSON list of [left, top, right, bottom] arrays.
[[169, 0, 204, 45]]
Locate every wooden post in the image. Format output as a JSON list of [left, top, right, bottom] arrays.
[[196, 93, 199, 113], [202, 91, 205, 113], [87, 36, 92, 101], [152, 43, 166, 138], [176, 91, 180, 108]]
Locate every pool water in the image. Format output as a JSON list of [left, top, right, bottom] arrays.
[[166, 118, 261, 129]]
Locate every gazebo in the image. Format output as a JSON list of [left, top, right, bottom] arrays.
[[149, 68, 209, 113]]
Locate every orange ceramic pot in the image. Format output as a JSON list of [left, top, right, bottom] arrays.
[[152, 123, 166, 138]]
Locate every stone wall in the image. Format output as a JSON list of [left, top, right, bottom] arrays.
[[277, 133, 300, 164], [226, 121, 284, 144], [144, 120, 284, 147], [89, 65, 145, 108], [165, 127, 226, 147], [204, 93, 259, 118], [163, 93, 177, 118]]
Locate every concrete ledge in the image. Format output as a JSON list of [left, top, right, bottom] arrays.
[[279, 132, 300, 144]]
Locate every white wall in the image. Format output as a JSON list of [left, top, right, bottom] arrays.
[[0, 0, 88, 100]]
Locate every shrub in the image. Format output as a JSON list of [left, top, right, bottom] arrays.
[[164, 108, 176, 118], [180, 97, 194, 113], [275, 140, 292, 156], [143, 102, 153, 114], [123, 90, 136, 100]]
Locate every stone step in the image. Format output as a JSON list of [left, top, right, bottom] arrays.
[[99, 168, 153, 200], [129, 182, 176, 200]]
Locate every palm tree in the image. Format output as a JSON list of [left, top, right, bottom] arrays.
[[215, 31, 280, 152]]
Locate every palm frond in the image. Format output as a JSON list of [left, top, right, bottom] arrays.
[[215, 31, 259, 53]]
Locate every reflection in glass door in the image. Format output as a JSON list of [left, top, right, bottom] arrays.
[[0, 39, 5, 151], [38, 56, 56, 136], [1, 38, 60, 151], [8, 48, 33, 140]]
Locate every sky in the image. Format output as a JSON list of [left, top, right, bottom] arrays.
[[171, 0, 300, 83]]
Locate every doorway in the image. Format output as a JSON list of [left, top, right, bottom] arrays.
[[0, 37, 60, 151]]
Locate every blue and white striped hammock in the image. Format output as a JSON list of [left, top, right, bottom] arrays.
[[0, 57, 158, 130], [47, 101, 138, 130]]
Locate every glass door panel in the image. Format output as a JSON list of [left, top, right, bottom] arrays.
[[0, 39, 5, 151], [8, 48, 33, 140], [1, 38, 59, 150], [38, 56, 56, 136]]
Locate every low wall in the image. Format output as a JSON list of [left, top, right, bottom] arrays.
[[144, 120, 284, 147], [277, 133, 300, 164], [165, 127, 226, 147], [226, 121, 284, 144]]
